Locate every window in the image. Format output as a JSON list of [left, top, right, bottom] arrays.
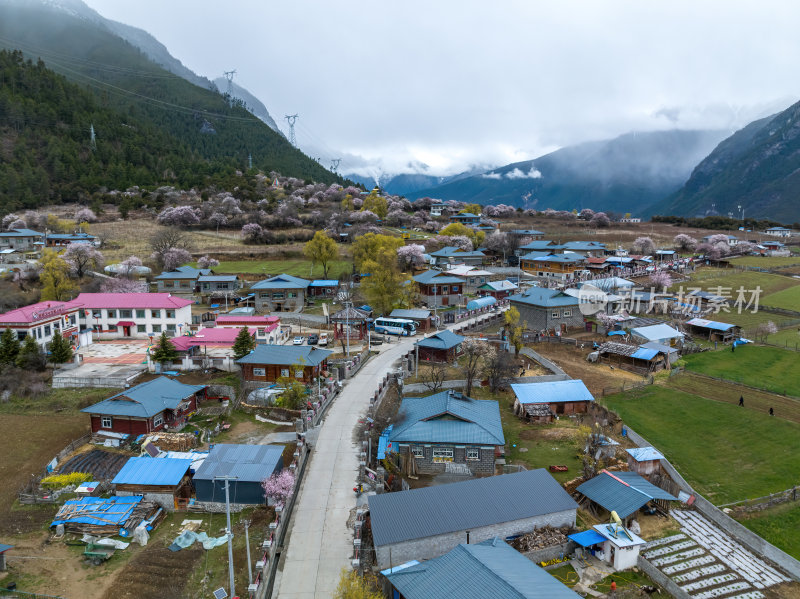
[[202, 283, 209, 290], [280, 368, 290, 378], [137, 325, 146, 333], [17, 331, 26, 341], [260, 293, 270, 299], [432, 447, 453, 461], [253, 368, 266, 376], [466, 448, 480, 461], [288, 292, 297, 298], [120, 310, 132, 318], [44, 325, 51, 336], [218, 283, 229, 289], [166, 324, 176, 333], [164, 281, 174, 288], [107, 310, 116, 319], [180, 281, 190, 288], [53, 321, 60, 330], [92, 310, 101, 318], [136, 310, 145, 319], [412, 446, 424, 458], [166, 310, 175, 319], [151, 310, 161, 318], [107, 325, 117, 332], [552, 311, 560, 318], [69, 315, 76, 326], [295, 369, 304, 378], [101, 417, 112, 428], [153, 415, 163, 428], [152, 325, 162, 333], [272, 292, 285, 299], [562, 310, 572, 317]]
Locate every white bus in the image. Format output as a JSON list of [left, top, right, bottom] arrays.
[[372, 317, 416, 336]]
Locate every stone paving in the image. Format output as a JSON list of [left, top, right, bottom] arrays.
[[641, 509, 791, 598]]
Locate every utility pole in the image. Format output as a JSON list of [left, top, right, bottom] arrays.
[[215, 475, 238, 598], [285, 114, 299, 147], [223, 69, 237, 105], [243, 519, 253, 586]]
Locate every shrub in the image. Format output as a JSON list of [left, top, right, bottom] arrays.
[[41, 472, 93, 489]]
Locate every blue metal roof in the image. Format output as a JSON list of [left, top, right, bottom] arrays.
[[0, 543, 13, 552], [686, 318, 737, 331], [236, 344, 332, 366], [568, 529, 607, 547], [112, 457, 192, 486], [415, 330, 465, 350], [385, 538, 581, 599], [479, 280, 518, 292], [412, 270, 463, 285], [309, 279, 339, 287], [198, 275, 238, 282], [511, 380, 594, 405], [47, 233, 97, 240], [577, 470, 677, 519], [377, 425, 393, 460], [520, 240, 562, 251], [466, 296, 496, 310], [389, 390, 504, 446], [631, 347, 659, 360], [51, 496, 142, 527], [0, 228, 42, 237], [368, 469, 578, 547], [193, 444, 283, 483], [429, 246, 485, 258], [508, 288, 579, 308], [81, 377, 206, 418], [251, 273, 310, 290], [626, 447, 665, 462]]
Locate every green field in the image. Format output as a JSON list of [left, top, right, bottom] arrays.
[[675, 267, 796, 297], [603, 385, 800, 503], [761, 285, 800, 311], [736, 501, 800, 559], [195, 259, 352, 278], [729, 256, 800, 268], [765, 326, 800, 349], [683, 345, 800, 396]]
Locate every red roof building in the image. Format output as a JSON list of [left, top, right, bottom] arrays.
[[0, 300, 81, 348]]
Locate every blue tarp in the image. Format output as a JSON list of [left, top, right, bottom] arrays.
[[607, 330, 626, 337], [631, 348, 659, 360], [51, 496, 142, 528], [568, 530, 607, 547], [377, 425, 394, 460]]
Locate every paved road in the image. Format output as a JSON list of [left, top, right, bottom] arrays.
[[275, 313, 502, 598], [274, 340, 410, 599]]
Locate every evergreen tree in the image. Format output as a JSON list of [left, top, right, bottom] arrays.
[[16, 335, 46, 371], [49, 332, 73, 364], [0, 328, 21, 365], [151, 331, 178, 365], [232, 327, 256, 360]]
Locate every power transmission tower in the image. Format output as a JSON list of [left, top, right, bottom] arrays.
[[89, 124, 96, 151], [248, 153, 253, 170], [330, 158, 341, 173], [285, 114, 298, 147], [223, 69, 237, 105]]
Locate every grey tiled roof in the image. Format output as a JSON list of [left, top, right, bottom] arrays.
[[368, 469, 577, 547]]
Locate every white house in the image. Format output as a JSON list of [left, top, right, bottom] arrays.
[[0, 301, 82, 349], [66, 293, 193, 339], [764, 227, 793, 238], [429, 201, 445, 217], [593, 523, 646, 570], [702, 234, 738, 247]]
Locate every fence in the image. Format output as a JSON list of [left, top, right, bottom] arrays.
[[18, 432, 92, 504], [600, 378, 652, 397], [717, 486, 800, 511], [683, 370, 800, 399]]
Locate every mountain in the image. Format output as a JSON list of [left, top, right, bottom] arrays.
[[344, 167, 493, 197], [0, 0, 340, 209], [213, 77, 282, 133], [654, 101, 800, 222], [409, 130, 730, 215]]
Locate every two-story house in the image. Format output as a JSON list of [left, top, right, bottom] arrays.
[[412, 269, 464, 308], [0, 300, 81, 349], [66, 293, 193, 338], [448, 212, 481, 226], [0, 228, 44, 252], [198, 275, 241, 301], [45, 232, 99, 247], [429, 246, 486, 267], [237, 344, 332, 384], [508, 287, 583, 333], [442, 264, 496, 294], [520, 253, 587, 281], [250, 274, 311, 313], [154, 265, 213, 297]]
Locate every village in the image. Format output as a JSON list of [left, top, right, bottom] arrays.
[[0, 192, 799, 599]]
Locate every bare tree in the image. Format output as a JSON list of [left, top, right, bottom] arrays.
[[483, 347, 517, 392], [419, 362, 448, 393], [461, 338, 491, 396], [150, 228, 191, 255]]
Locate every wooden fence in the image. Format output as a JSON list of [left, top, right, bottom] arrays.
[[18, 431, 92, 504]]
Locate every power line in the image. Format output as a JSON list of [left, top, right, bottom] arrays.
[[285, 114, 298, 147]]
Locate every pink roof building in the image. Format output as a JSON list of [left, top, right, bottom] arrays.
[[0, 301, 77, 325], [65, 293, 194, 310], [170, 327, 257, 352]]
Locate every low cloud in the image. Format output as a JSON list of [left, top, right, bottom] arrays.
[[481, 172, 503, 179], [505, 166, 543, 179]]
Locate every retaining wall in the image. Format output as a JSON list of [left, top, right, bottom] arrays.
[[637, 556, 691, 599]]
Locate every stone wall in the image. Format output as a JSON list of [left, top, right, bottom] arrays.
[[637, 556, 691, 599], [397, 445, 495, 475]]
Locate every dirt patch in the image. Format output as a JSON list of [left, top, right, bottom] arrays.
[[770, 582, 800, 599], [635, 513, 680, 541], [523, 427, 579, 442], [530, 342, 645, 396], [101, 545, 204, 599], [0, 413, 88, 517]]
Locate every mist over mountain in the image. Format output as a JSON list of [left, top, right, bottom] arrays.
[[654, 100, 800, 223], [407, 129, 730, 215]]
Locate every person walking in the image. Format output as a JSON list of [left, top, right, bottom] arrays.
[[770, 407, 775, 416], [739, 396, 744, 407]]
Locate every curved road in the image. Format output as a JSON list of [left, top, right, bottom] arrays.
[[275, 313, 501, 598]]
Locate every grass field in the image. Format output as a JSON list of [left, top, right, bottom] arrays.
[[729, 256, 800, 268], [682, 345, 800, 397], [761, 284, 800, 311], [196, 258, 352, 279], [736, 502, 800, 559], [765, 326, 800, 349], [675, 267, 796, 298], [603, 385, 800, 503]]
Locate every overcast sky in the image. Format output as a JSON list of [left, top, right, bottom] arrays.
[[84, 0, 800, 179]]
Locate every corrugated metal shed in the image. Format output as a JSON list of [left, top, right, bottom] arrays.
[[686, 318, 737, 331], [576, 470, 677, 519], [112, 457, 192, 486], [389, 391, 504, 446], [630, 347, 659, 360], [237, 344, 332, 366], [626, 447, 665, 462], [466, 296, 496, 310], [510, 380, 594, 405], [630, 323, 683, 342], [194, 444, 283, 483], [385, 538, 581, 599], [368, 469, 577, 547]]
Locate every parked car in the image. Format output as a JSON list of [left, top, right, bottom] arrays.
[[318, 332, 329, 346], [307, 333, 319, 345], [293, 336, 305, 345]]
